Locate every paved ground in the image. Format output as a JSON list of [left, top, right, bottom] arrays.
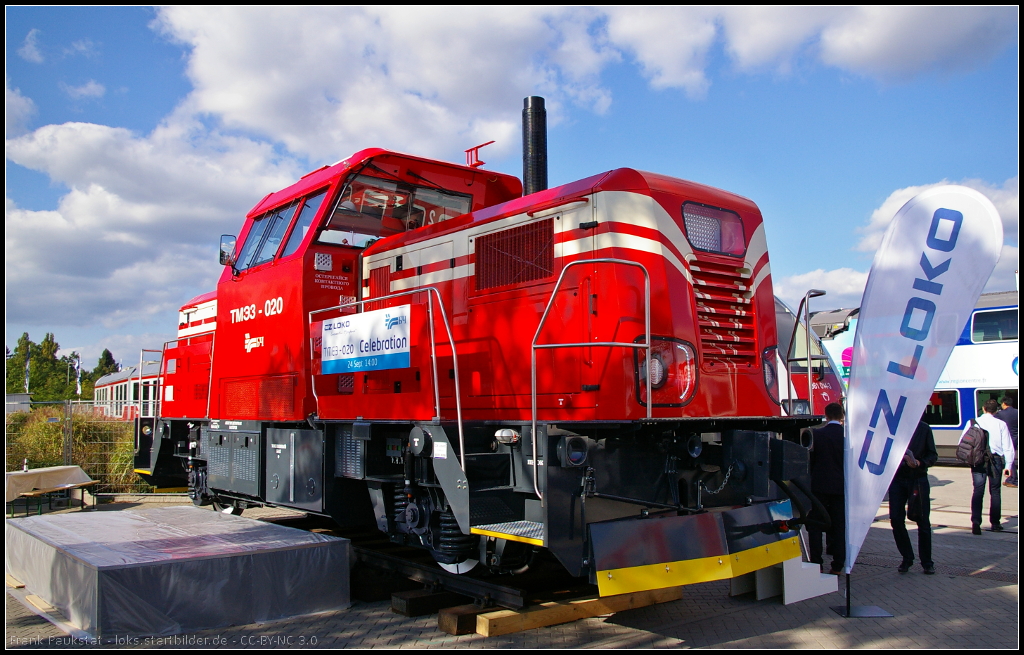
[[6, 465, 1018, 649]]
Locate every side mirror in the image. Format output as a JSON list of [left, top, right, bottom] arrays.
[[219, 235, 237, 266]]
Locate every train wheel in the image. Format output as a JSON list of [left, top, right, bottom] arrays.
[[212, 500, 244, 515], [437, 558, 479, 574], [188, 464, 212, 506]]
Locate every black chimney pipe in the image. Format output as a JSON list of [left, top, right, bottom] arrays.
[[522, 96, 547, 196]]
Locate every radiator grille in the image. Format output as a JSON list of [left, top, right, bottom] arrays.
[[369, 265, 390, 298], [475, 219, 554, 291], [222, 375, 296, 419], [690, 260, 757, 365]]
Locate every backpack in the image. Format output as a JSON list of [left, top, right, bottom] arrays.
[[956, 419, 990, 467]]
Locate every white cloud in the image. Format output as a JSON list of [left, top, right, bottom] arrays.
[[152, 6, 616, 163], [6, 78, 36, 137], [60, 80, 106, 100], [4, 117, 298, 330], [603, 7, 718, 97], [719, 6, 838, 73], [18, 28, 44, 63], [774, 267, 870, 311], [790, 176, 1019, 313], [818, 7, 1018, 81], [64, 39, 98, 58], [856, 177, 1019, 252], [144, 7, 1018, 166], [986, 244, 1019, 294]]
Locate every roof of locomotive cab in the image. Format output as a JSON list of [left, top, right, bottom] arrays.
[[364, 167, 762, 255], [245, 148, 522, 219], [180, 290, 217, 310]]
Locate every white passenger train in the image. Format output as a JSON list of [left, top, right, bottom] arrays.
[[812, 290, 1018, 460]]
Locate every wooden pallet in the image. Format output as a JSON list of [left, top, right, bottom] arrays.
[[440, 586, 683, 637]]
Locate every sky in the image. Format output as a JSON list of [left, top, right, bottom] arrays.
[[5, 6, 1019, 365]]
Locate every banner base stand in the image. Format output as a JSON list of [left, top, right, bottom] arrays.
[[830, 605, 893, 618], [831, 574, 892, 617]]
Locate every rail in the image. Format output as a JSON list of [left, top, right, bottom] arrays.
[[530, 258, 651, 501], [309, 286, 466, 468]]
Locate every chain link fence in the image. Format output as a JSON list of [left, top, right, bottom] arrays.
[[5, 400, 155, 494]]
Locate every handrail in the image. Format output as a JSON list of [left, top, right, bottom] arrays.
[[136, 349, 163, 420], [309, 286, 465, 468], [785, 289, 826, 415], [531, 258, 651, 501]]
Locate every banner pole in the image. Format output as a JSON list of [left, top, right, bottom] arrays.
[[846, 573, 851, 617]]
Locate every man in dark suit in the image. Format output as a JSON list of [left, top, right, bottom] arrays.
[[996, 396, 1018, 487], [888, 415, 938, 574], [808, 402, 846, 574]]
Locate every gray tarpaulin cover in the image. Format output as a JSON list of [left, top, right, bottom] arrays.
[[5, 506, 350, 637]]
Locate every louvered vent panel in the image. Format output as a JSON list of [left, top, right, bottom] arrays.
[[475, 219, 554, 291], [691, 260, 757, 365], [222, 375, 296, 419], [369, 265, 390, 298]]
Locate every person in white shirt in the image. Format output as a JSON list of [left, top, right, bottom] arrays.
[[960, 399, 1016, 534]]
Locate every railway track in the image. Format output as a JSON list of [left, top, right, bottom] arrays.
[[262, 513, 597, 611]]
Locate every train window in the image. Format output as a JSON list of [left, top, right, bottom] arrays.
[[924, 390, 960, 426], [682, 202, 745, 256], [971, 309, 1018, 343], [976, 389, 1016, 416], [235, 213, 275, 271], [319, 175, 471, 247], [250, 203, 297, 267], [282, 189, 328, 258]]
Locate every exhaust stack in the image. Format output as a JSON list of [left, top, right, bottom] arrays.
[[522, 96, 548, 196]]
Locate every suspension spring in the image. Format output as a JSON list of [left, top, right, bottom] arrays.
[[437, 511, 475, 557], [393, 489, 409, 520]]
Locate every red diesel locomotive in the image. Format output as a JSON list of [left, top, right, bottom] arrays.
[[136, 98, 824, 596]]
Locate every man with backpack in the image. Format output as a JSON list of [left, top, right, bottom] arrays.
[[959, 399, 1015, 534]]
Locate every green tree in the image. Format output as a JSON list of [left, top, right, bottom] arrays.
[[4, 333, 105, 401], [93, 349, 119, 378]]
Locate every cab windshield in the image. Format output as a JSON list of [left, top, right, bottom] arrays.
[[318, 174, 472, 248]]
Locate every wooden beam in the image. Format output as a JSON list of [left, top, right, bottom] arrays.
[[391, 589, 471, 617], [476, 587, 682, 637], [5, 574, 26, 589], [438, 604, 494, 635]]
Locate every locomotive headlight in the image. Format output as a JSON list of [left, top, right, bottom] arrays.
[[556, 436, 589, 467], [636, 339, 697, 406], [648, 353, 666, 389]]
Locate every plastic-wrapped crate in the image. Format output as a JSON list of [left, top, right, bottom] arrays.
[[5, 506, 349, 638]]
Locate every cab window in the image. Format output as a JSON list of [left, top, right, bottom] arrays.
[[251, 204, 297, 267], [281, 189, 328, 258], [318, 174, 471, 248]]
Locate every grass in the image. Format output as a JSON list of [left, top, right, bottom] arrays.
[[5, 405, 153, 493]]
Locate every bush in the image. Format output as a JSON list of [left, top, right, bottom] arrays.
[[6, 404, 153, 493]]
